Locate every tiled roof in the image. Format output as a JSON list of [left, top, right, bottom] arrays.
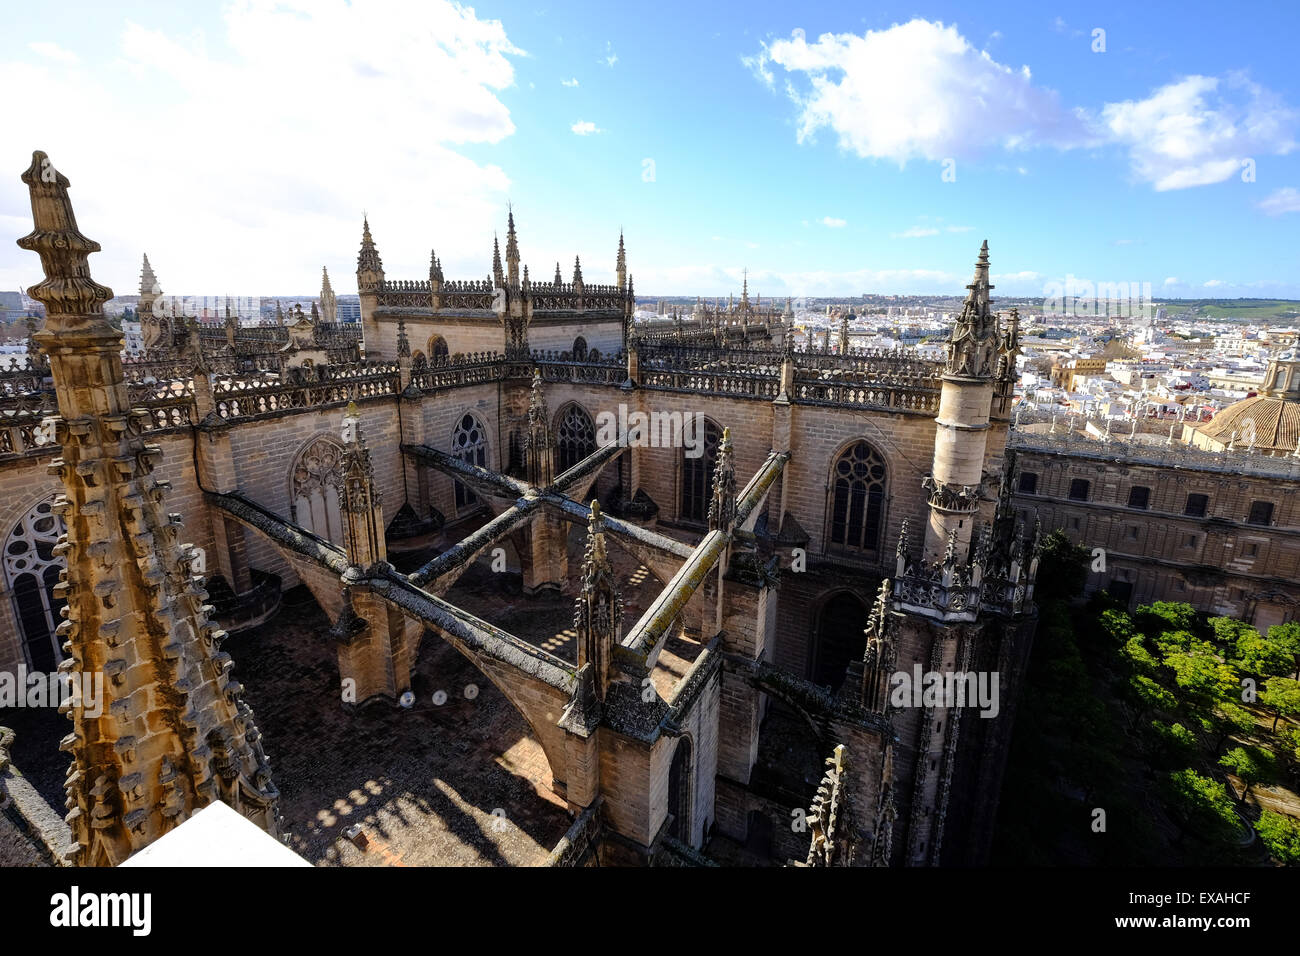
[[1196, 395, 1300, 451]]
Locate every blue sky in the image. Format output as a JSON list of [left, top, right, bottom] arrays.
[[2, 0, 1298, 299]]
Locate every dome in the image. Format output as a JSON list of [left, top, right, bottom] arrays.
[[1195, 395, 1300, 452]]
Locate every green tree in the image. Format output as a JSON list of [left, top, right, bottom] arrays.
[[1266, 622, 1300, 679], [1138, 601, 1199, 637], [1035, 530, 1091, 603], [1234, 630, 1294, 678], [1166, 768, 1240, 844], [1259, 677, 1300, 733], [1218, 746, 1277, 801], [1255, 810, 1300, 866], [1151, 720, 1197, 766], [1121, 635, 1159, 676]]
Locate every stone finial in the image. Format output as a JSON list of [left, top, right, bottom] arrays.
[[573, 255, 584, 287], [396, 316, 410, 358], [554, 261, 563, 285], [524, 369, 553, 485], [492, 233, 503, 285], [574, 498, 620, 700], [805, 744, 850, 866], [707, 426, 737, 532], [16, 151, 114, 326]]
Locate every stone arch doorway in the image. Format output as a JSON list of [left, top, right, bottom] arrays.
[[811, 589, 870, 691], [826, 439, 888, 555], [3, 494, 68, 671], [554, 402, 596, 474], [291, 434, 346, 545]]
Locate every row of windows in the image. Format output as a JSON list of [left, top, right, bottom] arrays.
[[1018, 472, 1275, 526]]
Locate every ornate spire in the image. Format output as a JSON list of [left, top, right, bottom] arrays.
[[707, 426, 737, 531], [945, 240, 997, 379], [524, 369, 553, 486], [339, 401, 386, 571], [505, 206, 520, 286], [740, 268, 749, 311], [320, 266, 337, 323], [357, 216, 384, 291], [572, 255, 584, 288], [616, 230, 627, 290], [16, 151, 280, 864], [573, 500, 621, 700], [492, 233, 504, 286], [554, 261, 563, 286]]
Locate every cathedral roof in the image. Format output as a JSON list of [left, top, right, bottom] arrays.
[[1196, 394, 1300, 452]]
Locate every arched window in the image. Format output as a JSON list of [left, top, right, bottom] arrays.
[[291, 435, 345, 544], [667, 737, 693, 842], [429, 335, 449, 364], [572, 336, 588, 361], [812, 591, 869, 691], [3, 495, 68, 671], [555, 403, 596, 474], [680, 419, 722, 525], [828, 441, 887, 553], [452, 413, 488, 509], [411, 350, 428, 370]]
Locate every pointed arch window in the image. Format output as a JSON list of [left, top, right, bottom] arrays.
[[3, 496, 68, 671], [572, 336, 588, 361], [428, 335, 449, 364], [828, 441, 887, 553], [680, 419, 722, 525], [556, 403, 596, 474], [452, 413, 488, 509], [291, 436, 346, 544]]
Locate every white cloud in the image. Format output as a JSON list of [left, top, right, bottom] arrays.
[[1258, 186, 1300, 215], [748, 20, 1089, 164], [1102, 73, 1298, 190], [562, 77, 579, 87], [820, 216, 847, 227], [603, 41, 617, 67], [748, 22, 1298, 194], [29, 41, 78, 64], [1, 1, 524, 293], [1163, 277, 1180, 286], [892, 226, 940, 238], [571, 120, 601, 135], [1203, 279, 1224, 287]]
